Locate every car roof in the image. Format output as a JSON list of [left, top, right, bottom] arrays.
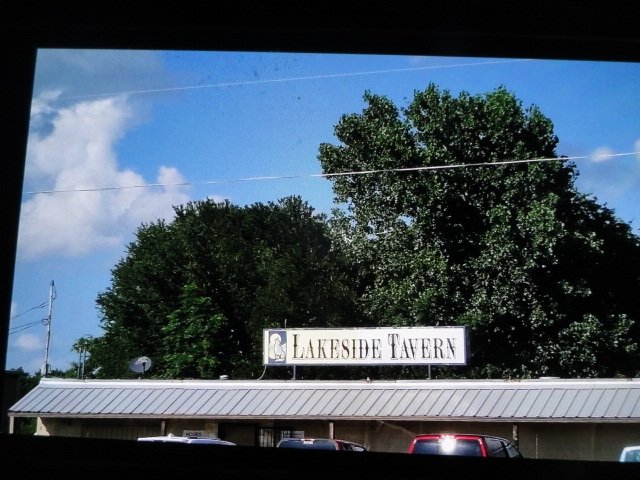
[[414, 433, 511, 440], [279, 438, 334, 442], [412, 433, 518, 446], [277, 438, 366, 449], [137, 435, 236, 445]]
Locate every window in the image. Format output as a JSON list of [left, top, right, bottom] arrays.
[[2, 4, 640, 479], [485, 437, 507, 458], [505, 442, 523, 459], [259, 427, 295, 448]]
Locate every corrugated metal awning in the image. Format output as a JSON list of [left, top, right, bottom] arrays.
[[9, 377, 640, 422]]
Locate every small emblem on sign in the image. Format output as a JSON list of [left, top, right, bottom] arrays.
[[267, 330, 287, 363]]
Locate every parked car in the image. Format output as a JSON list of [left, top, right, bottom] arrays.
[[408, 433, 523, 458], [619, 446, 640, 462], [276, 437, 367, 451], [137, 434, 236, 446]]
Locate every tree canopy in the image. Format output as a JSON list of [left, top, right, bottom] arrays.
[[319, 84, 640, 378], [85, 196, 362, 379], [76, 83, 640, 381]]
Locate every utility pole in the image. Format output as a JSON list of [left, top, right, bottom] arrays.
[[42, 280, 56, 377]]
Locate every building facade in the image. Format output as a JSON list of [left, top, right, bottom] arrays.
[[9, 377, 640, 461]]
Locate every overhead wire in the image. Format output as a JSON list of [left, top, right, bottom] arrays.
[[21, 151, 639, 196], [9, 297, 55, 335], [61, 58, 533, 100], [25, 57, 636, 196], [10, 302, 47, 319], [9, 319, 48, 335]]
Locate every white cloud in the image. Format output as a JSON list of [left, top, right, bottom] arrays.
[[14, 333, 42, 352], [635, 139, 640, 159], [590, 146, 616, 163], [17, 94, 190, 261], [29, 90, 62, 127]]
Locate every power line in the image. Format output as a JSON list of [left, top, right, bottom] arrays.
[[9, 285, 56, 337], [62, 58, 533, 100], [21, 151, 639, 196], [10, 302, 47, 320], [9, 318, 48, 335]]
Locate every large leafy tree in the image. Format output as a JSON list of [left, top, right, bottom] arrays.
[[319, 84, 640, 379], [85, 196, 362, 379]]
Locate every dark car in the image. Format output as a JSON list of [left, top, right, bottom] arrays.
[[276, 438, 367, 451], [408, 433, 523, 458]]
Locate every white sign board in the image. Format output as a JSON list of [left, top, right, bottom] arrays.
[[263, 327, 466, 366]]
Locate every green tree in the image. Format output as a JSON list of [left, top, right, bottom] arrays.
[[319, 84, 640, 379], [86, 196, 362, 379], [69, 336, 93, 379]]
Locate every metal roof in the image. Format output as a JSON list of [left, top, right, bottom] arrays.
[[9, 377, 640, 422]]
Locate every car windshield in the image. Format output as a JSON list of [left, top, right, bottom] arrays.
[[413, 439, 483, 456]]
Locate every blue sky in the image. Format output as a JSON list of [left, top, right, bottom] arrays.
[[7, 49, 640, 375]]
